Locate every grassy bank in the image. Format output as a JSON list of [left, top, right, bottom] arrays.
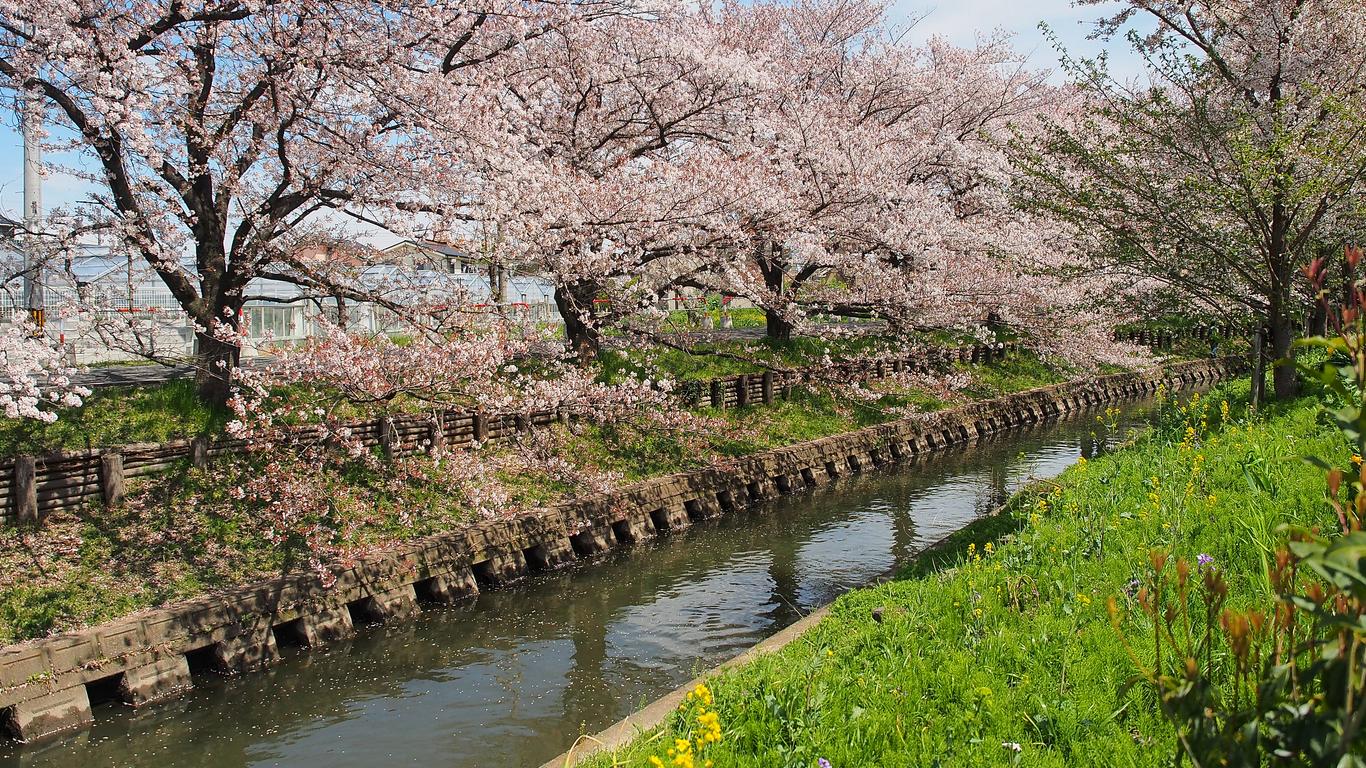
[[0, 336, 1023, 456], [578, 380, 1341, 768], [0, 379, 229, 457], [601, 333, 964, 384], [0, 350, 1074, 644]]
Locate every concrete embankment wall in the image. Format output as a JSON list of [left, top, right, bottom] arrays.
[[0, 358, 1238, 744]]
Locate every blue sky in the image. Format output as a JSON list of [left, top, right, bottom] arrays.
[[897, 0, 1139, 72], [0, 0, 1140, 223]]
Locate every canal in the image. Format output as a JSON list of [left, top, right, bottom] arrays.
[[1, 399, 1161, 768]]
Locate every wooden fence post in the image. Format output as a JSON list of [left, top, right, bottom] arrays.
[[736, 374, 750, 407], [101, 452, 126, 507], [379, 416, 397, 461], [761, 371, 774, 404], [429, 415, 445, 454], [515, 413, 531, 432], [14, 456, 37, 523], [190, 436, 210, 469], [709, 380, 723, 409], [473, 412, 489, 442]]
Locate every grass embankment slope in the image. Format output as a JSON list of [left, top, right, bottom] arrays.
[[0, 333, 1004, 456], [580, 380, 1341, 768], [0, 349, 1072, 644], [0, 379, 228, 457]]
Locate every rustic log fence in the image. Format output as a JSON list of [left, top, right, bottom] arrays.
[[1113, 323, 1238, 350], [1, 341, 1014, 525]]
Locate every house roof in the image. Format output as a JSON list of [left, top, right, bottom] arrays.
[[381, 239, 469, 259]]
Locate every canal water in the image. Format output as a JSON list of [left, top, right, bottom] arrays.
[[2, 400, 1160, 768]]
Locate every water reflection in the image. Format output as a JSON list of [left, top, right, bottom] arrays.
[[0, 403, 1153, 768]]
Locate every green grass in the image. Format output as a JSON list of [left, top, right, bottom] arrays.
[[565, 350, 1063, 485], [952, 352, 1069, 399], [562, 387, 922, 483], [604, 334, 976, 384], [0, 379, 228, 455], [662, 307, 772, 329], [580, 380, 1343, 768], [547, 385, 949, 485], [0, 454, 478, 643]]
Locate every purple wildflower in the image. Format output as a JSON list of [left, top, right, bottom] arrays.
[[1197, 553, 1214, 569], [818, 760, 832, 768]]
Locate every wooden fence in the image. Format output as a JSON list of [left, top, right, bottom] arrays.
[[0, 341, 1013, 525], [1114, 324, 1237, 350]]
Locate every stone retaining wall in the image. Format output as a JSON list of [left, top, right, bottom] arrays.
[[0, 358, 1239, 745]]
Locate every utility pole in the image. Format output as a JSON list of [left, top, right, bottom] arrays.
[[21, 85, 44, 332]]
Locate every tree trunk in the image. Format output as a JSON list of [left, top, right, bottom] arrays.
[[1265, 241, 1300, 400], [489, 263, 510, 305], [1269, 307, 1298, 400], [755, 239, 792, 342], [1308, 302, 1326, 337], [1251, 327, 1266, 407], [555, 281, 601, 364], [186, 232, 245, 409], [194, 331, 241, 409], [765, 311, 793, 341], [986, 310, 1005, 337], [1265, 193, 1299, 400]]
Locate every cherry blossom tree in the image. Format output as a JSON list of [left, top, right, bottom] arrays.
[[0, 0, 627, 406], [422, 3, 765, 361], [431, 0, 1118, 366], [1012, 0, 1366, 400], [627, 0, 1127, 369]]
